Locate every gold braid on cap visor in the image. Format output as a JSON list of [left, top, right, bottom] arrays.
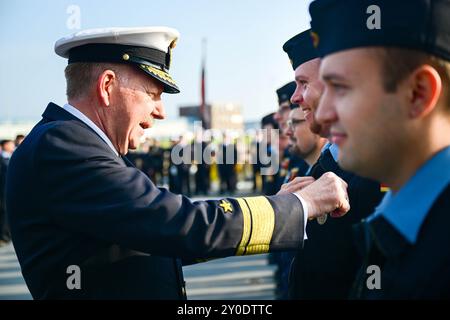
[[139, 64, 177, 86]]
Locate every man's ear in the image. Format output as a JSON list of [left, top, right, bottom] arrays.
[[408, 65, 442, 119], [96, 70, 117, 107]]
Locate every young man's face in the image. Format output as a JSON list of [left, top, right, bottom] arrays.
[[317, 48, 409, 181], [290, 58, 329, 137]]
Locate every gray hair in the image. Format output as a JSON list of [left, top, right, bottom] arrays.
[[64, 62, 128, 99]]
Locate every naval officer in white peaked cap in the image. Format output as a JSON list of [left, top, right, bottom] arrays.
[[55, 26, 180, 93]]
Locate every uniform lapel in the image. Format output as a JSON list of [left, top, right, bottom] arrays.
[[351, 216, 411, 299], [121, 155, 136, 168]]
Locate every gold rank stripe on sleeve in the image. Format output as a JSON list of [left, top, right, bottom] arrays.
[[235, 196, 275, 256], [235, 198, 251, 256]]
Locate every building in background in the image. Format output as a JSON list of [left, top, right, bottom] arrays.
[[179, 103, 244, 132]]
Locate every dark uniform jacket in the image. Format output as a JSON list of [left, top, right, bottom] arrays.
[[289, 148, 384, 299], [6, 103, 305, 300], [351, 185, 450, 299]]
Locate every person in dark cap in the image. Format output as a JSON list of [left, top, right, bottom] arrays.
[[273, 102, 327, 300], [281, 29, 384, 299], [310, 0, 450, 299], [270, 83, 310, 299], [271, 83, 310, 299], [260, 112, 279, 195], [5, 26, 350, 299], [274, 82, 309, 193], [274, 82, 296, 163]]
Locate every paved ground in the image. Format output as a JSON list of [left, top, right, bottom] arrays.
[[0, 243, 31, 300]]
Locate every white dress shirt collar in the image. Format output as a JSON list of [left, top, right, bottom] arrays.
[[62, 103, 119, 157]]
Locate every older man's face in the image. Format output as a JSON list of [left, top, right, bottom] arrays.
[[316, 48, 408, 181], [108, 66, 165, 155], [290, 58, 328, 138]]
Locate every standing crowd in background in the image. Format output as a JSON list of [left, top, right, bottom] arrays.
[[0, 135, 24, 245]]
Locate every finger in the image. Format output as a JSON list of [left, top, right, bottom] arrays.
[[330, 198, 350, 217], [283, 186, 301, 193], [291, 176, 315, 183], [297, 180, 315, 189], [287, 177, 315, 189], [276, 189, 289, 195], [331, 183, 350, 217], [330, 209, 343, 218], [284, 181, 314, 193], [287, 177, 315, 187], [341, 179, 348, 189]]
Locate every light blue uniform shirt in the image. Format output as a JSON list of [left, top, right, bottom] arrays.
[[329, 143, 339, 162], [368, 146, 450, 244]]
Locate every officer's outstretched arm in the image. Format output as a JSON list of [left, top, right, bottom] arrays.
[[33, 123, 345, 260]]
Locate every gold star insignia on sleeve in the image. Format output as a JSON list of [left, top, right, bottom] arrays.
[[219, 200, 233, 213]]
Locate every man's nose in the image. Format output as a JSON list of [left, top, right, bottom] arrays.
[[285, 123, 293, 137], [273, 111, 281, 122], [152, 101, 165, 120], [291, 86, 304, 106], [315, 90, 337, 127]]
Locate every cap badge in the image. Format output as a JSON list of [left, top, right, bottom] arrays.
[[310, 31, 320, 48]]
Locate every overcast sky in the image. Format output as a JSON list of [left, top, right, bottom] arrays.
[[0, 0, 313, 123]]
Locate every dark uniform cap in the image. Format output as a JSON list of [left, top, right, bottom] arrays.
[[54, 27, 180, 94], [261, 112, 279, 129], [282, 29, 319, 70], [309, 0, 450, 61], [276, 81, 298, 109]]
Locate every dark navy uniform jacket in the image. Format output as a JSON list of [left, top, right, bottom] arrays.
[[351, 147, 450, 299], [289, 147, 384, 299], [5, 103, 306, 300]]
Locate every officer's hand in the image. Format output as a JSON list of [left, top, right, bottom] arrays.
[[277, 176, 316, 195], [295, 172, 350, 219]]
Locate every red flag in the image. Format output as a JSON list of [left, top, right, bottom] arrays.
[[200, 59, 206, 125], [200, 38, 207, 128]]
